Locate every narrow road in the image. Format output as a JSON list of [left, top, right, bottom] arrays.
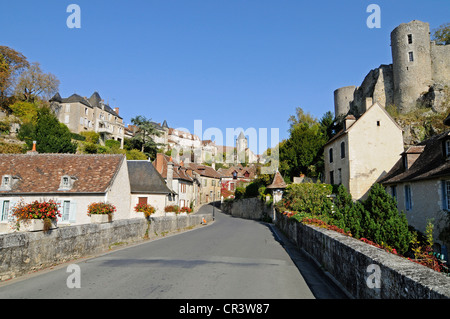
[[0, 204, 346, 299]]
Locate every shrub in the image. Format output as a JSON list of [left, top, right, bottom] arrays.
[[180, 206, 192, 213], [234, 187, 245, 200]]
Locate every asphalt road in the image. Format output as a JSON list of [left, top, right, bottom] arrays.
[[0, 204, 347, 299]]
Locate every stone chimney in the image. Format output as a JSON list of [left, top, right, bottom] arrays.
[[167, 156, 174, 191], [114, 107, 119, 115], [155, 153, 164, 174], [344, 115, 356, 130]]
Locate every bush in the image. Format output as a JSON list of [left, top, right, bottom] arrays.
[[134, 203, 155, 218], [276, 183, 333, 217], [234, 187, 245, 200], [164, 205, 179, 213]]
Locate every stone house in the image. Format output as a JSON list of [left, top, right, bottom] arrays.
[[127, 160, 173, 218], [324, 102, 404, 200], [0, 153, 131, 233], [153, 153, 199, 210], [49, 92, 125, 147], [379, 129, 450, 242], [218, 164, 256, 197], [185, 162, 222, 204]]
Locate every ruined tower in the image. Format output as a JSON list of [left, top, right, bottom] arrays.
[[391, 20, 433, 113]]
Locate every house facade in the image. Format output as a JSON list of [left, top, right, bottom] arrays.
[[153, 153, 199, 209], [324, 102, 404, 200], [379, 131, 450, 240], [127, 160, 173, 218], [50, 92, 125, 147], [185, 163, 222, 204], [0, 154, 131, 233], [218, 164, 256, 198]]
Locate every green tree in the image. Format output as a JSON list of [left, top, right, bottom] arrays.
[[432, 22, 450, 45], [362, 183, 412, 254], [18, 107, 77, 153], [131, 115, 162, 158]]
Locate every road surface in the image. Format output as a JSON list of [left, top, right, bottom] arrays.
[[0, 204, 347, 299]]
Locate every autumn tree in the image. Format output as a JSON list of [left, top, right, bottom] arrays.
[[432, 22, 450, 45], [0, 46, 29, 109], [14, 62, 59, 102]]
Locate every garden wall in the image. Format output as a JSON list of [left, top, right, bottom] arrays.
[[0, 213, 213, 281], [275, 211, 450, 299], [221, 197, 273, 221]]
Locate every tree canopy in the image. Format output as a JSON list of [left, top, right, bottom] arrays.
[[432, 22, 450, 45]]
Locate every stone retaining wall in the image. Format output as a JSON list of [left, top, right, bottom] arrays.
[[275, 211, 450, 299], [0, 214, 213, 281], [221, 197, 273, 221]]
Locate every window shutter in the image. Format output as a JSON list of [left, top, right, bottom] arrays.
[[69, 201, 77, 223], [442, 181, 448, 211]]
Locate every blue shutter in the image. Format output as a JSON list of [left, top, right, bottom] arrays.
[[69, 201, 77, 223], [442, 181, 448, 211]]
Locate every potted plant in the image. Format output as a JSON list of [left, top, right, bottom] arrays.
[[134, 203, 155, 220], [87, 202, 116, 224], [12, 199, 61, 232], [164, 205, 179, 216], [179, 206, 192, 215]]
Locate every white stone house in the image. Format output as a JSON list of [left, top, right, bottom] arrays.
[[324, 102, 404, 200], [127, 160, 173, 218], [0, 153, 131, 232]]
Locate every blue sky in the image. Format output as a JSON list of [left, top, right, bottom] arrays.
[[1, 0, 449, 154]]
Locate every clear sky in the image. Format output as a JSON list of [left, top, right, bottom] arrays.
[[1, 0, 449, 154]]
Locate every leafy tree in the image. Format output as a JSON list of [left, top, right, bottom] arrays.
[[0, 46, 29, 108], [8, 100, 38, 124], [18, 107, 77, 153], [14, 62, 59, 102], [432, 22, 450, 45]]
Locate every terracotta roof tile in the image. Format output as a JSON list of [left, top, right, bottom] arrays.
[[0, 154, 125, 194]]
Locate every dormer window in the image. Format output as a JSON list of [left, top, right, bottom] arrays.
[[0, 175, 20, 191], [1, 175, 11, 190], [59, 175, 76, 191], [445, 140, 450, 157]]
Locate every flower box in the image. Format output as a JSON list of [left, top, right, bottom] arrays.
[[90, 214, 112, 224], [19, 219, 57, 232]]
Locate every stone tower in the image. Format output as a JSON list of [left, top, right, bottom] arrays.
[[334, 86, 356, 119], [391, 20, 433, 113], [236, 132, 247, 163]]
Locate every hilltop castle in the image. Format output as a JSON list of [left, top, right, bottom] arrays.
[[334, 20, 450, 119]]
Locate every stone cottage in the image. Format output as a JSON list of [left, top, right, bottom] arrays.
[[324, 102, 404, 200], [0, 153, 131, 232]]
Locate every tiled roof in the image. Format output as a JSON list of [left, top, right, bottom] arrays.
[[379, 130, 450, 185], [217, 165, 256, 179], [267, 171, 287, 189], [0, 154, 125, 194], [185, 162, 222, 179], [153, 153, 194, 183], [127, 160, 172, 194]]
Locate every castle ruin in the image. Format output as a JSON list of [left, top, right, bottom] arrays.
[[334, 20, 450, 120]]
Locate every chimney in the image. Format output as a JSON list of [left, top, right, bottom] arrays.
[[27, 141, 38, 155], [167, 156, 174, 191], [114, 107, 119, 115], [344, 115, 356, 130], [155, 153, 164, 174]]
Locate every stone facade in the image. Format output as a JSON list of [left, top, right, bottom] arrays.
[[324, 103, 404, 200]]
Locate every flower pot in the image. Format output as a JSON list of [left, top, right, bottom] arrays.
[[19, 219, 57, 232], [90, 214, 112, 224]]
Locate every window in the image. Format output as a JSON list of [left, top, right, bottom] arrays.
[[407, 34, 413, 44], [66, 104, 71, 112], [391, 186, 397, 201], [377, 121, 381, 127], [61, 200, 71, 221], [445, 140, 450, 157], [2, 176, 10, 188], [329, 148, 334, 163], [340, 142, 345, 159], [442, 181, 450, 210], [408, 51, 414, 62], [1, 200, 10, 221], [329, 171, 334, 185], [138, 197, 148, 205], [405, 185, 412, 211], [59, 176, 75, 191], [338, 168, 342, 185], [64, 115, 70, 124]]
